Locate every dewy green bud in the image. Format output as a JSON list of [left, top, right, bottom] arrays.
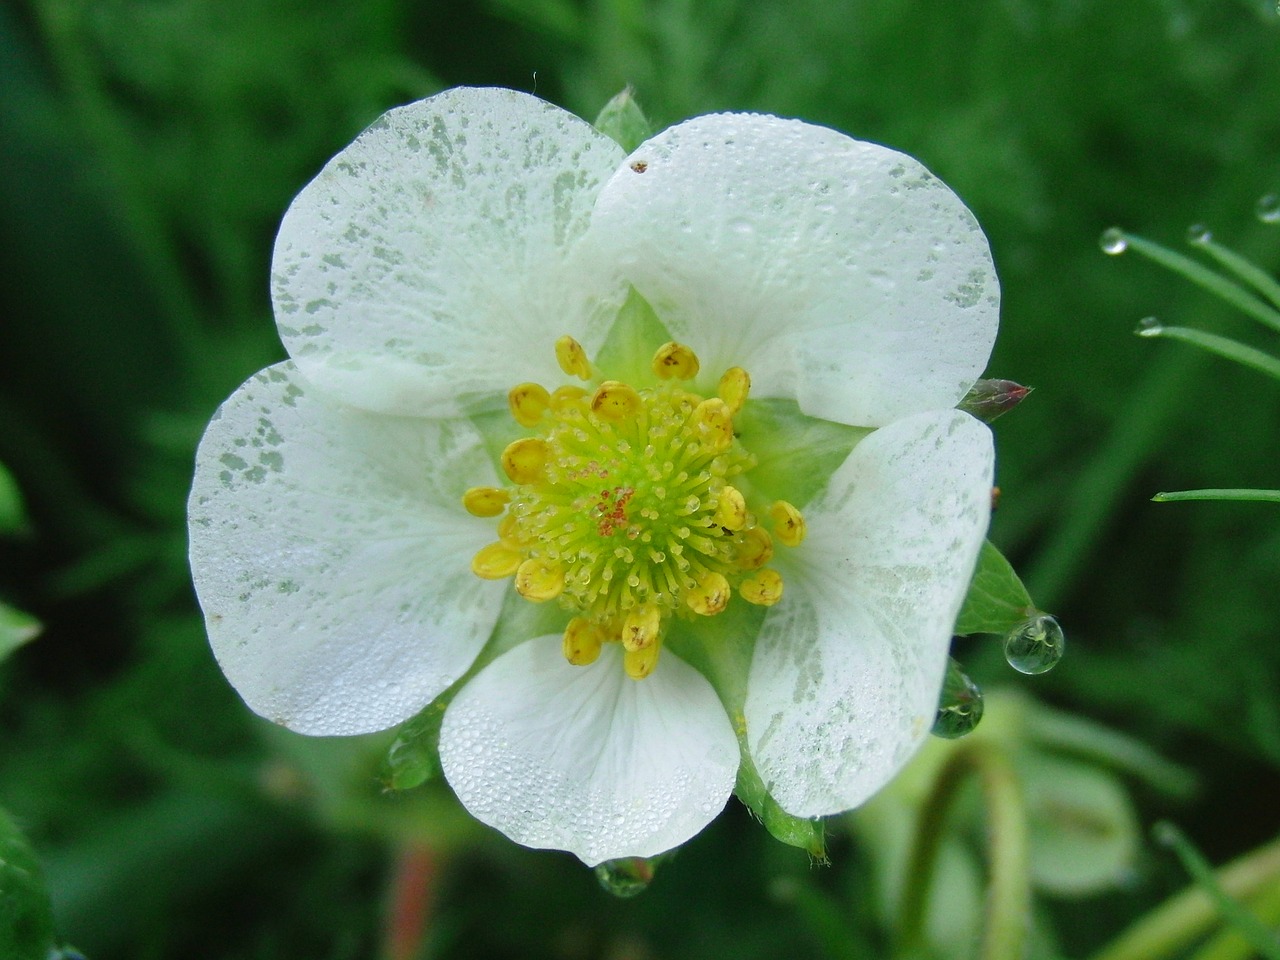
[[593, 86, 653, 153], [958, 378, 1031, 422]]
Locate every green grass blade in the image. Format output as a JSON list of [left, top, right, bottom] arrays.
[[1152, 489, 1280, 503], [1137, 323, 1280, 381]]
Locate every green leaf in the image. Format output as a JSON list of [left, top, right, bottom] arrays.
[[0, 462, 26, 534], [0, 807, 55, 960], [0, 602, 41, 662], [593, 86, 653, 153], [381, 700, 447, 791], [954, 540, 1037, 636]]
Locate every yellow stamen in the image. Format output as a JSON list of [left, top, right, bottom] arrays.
[[624, 643, 660, 680], [471, 542, 522, 579], [713, 486, 747, 531], [462, 486, 509, 518], [718, 367, 750, 414], [652, 341, 701, 380], [737, 526, 774, 569], [591, 381, 642, 421], [514, 557, 565, 602], [555, 334, 592, 380], [621, 606, 661, 652], [740, 568, 784, 606], [686, 571, 731, 616], [497, 511, 525, 548], [562, 617, 604, 666], [501, 438, 548, 484], [693, 397, 734, 452], [549, 384, 587, 412], [770, 500, 806, 547], [508, 382, 550, 427]]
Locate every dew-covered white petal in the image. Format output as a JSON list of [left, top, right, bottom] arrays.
[[745, 410, 993, 816], [273, 87, 627, 417], [589, 114, 998, 427], [440, 635, 739, 865], [188, 363, 503, 735]]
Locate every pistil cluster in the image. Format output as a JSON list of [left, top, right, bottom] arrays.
[[465, 337, 805, 679]]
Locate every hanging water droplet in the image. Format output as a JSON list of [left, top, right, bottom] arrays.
[[1004, 614, 1066, 675], [1256, 193, 1280, 224], [1099, 227, 1128, 255], [595, 856, 658, 897], [1135, 316, 1164, 337], [932, 658, 984, 739], [1186, 223, 1212, 245]]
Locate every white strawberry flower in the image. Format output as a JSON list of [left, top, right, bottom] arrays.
[[189, 87, 998, 866]]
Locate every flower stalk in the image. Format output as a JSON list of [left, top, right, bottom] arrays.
[[897, 740, 1030, 960]]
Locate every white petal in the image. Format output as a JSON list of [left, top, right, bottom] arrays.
[[273, 87, 627, 417], [188, 363, 504, 735], [590, 114, 998, 426], [440, 636, 739, 865], [745, 410, 993, 816]]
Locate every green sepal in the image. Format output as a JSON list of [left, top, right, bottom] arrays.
[[381, 699, 448, 791], [0, 602, 41, 663], [954, 540, 1037, 636], [0, 807, 55, 960], [593, 87, 652, 153], [735, 749, 827, 860]]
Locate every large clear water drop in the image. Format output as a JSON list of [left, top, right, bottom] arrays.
[[1004, 614, 1066, 675], [932, 658, 984, 739], [1099, 227, 1128, 255], [595, 856, 658, 897]]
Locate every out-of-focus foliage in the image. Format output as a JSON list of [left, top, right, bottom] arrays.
[[2, 0, 1279, 957]]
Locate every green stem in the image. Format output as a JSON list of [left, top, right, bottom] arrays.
[[898, 741, 1030, 960], [1140, 324, 1280, 382], [1088, 834, 1280, 960], [1153, 489, 1280, 503], [1190, 877, 1280, 960], [1196, 237, 1280, 313], [1121, 232, 1280, 334]]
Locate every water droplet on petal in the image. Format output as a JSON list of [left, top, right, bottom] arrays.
[[1004, 614, 1066, 674], [595, 856, 659, 897], [1099, 227, 1128, 255], [932, 658, 984, 739], [1257, 193, 1280, 224], [1135, 316, 1164, 337]]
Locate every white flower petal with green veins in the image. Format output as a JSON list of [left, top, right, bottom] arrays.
[[273, 87, 627, 418], [440, 635, 739, 866], [589, 114, 998, 427], [745, 410, 994, 816], [189, 363, 503, 735]]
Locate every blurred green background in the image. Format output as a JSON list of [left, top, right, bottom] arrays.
[[2, 0, 1280, 957]]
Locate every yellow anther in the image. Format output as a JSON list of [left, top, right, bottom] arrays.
[[718, 367, 751, 414], [549, 384, 588, 412], [555, 334, 592, 380], [591, 381, 642, 421], [501, 437, 548, 484], [740, 568, 784, 606], [621, 606, 661, 652], [562, 617, 605, 666], [693, 397, 734, 452], [471, 542, 522, 579], [652, 341, 701, 380], [713, 486, 747, 531], [770, 500, 806, 547], [686, 571, 731, 616], [497, 511, 525, 547], [514, 557, 565, 602], [736, 526, 774, 570], [462, 486, 509, 518], [624, 643, 660, 680], [508, 382, 550, 427]]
